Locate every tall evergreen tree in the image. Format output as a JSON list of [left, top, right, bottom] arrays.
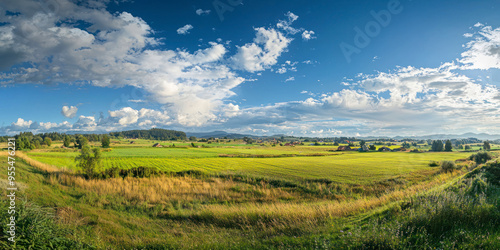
[[444, 140, 452, 152]]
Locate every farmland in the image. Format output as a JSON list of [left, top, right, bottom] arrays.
[[27, 147, 473, 184], [1, 139, 499, 249]]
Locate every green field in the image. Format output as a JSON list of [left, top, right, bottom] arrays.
[[27, 147, 472, 184], [3, 140, 499, 249]]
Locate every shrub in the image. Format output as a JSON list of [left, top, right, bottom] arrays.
[[440, 160, 460, 173], [429, 161, 439, 167], [469, 152, 493, 164]]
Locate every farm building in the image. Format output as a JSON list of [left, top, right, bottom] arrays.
[[152, 143, 163, 148], [378, 146, 391, 152], [337, 146, 352, 151]]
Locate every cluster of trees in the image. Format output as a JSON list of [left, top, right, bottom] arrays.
[[109, 128, 186, 141], [12, 132, 53, 150], [430, 140, 453, 152]]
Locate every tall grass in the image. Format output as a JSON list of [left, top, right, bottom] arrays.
[[0, 199, 92, 249]]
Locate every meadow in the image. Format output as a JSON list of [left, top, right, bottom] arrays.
[[1, 140, 499, 249], [27, 146, 472, 184]]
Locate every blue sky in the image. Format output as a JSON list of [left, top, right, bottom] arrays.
[[1, 0, 500, 136]]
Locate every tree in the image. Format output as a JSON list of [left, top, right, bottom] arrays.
[[333, 142, 339, 146], [189, 136, 197, 141], [34, 140, 42, 149], [76, 135, 89, 149], [243, 137, 254, 144], [464, 145, 471, 150], [369, 145, 376, 150], [101, 135, 110, 148], [402, 141, 411, 148], [484, 141, 491, 151], [431, 140, 444, 152], [63, 135, 71, 147], [17, 136, 29, 150], [76, 145, 102, 178], [444, 140, 452, 152], [359, 140, 366, 147], [44, 137, 52, 147]]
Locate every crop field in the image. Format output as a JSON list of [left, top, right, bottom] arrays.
[[3, 140, 499, 249], [27, 146, 472, 184]]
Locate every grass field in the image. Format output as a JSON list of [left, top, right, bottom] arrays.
[[2, 141, 499, 249], [27, 147, 472, 184]]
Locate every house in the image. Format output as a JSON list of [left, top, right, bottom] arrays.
[[337, 146, 352, 151], [378, 146, 391, 152], [358, 145, 370, 152], [152, 143, 163, 148]]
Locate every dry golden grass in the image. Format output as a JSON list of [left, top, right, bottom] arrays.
[[48, 173, 295, 204], [185, 172, 462, 228]]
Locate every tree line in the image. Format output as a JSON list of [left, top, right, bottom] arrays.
[[2, 128, 185, 150]]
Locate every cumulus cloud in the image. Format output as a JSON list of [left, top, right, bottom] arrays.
[[231, 27, 292, 72], [0, 2, 308, 127], [196, 9, 211, 16], [177, 24, 193, 35], [229, 12, 309, 72], [73, 115, 97, 131], [460, 25, 500, 70], [213, 63, 500, 136], [61, 106, 78, 118]]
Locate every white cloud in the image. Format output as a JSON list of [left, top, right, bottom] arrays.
[[231, 27, 292, 72], [277, 12, 302, 35], [177, 24, 193, 35], [11, 118, 33, 130], [0, 4, 311, 128], [0, 3, 314, 128], [109, 107, 139, 125], [73, 115, 97, 131], [196, 9, 211, 16], [285, 76, 295, 82], [302, 30, 316, 40], [474, 22, 484, 27], [61, 106, 78, 118], [463, 33, 473, 38], [460, 26, 500, 70]]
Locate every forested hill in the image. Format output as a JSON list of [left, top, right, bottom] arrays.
[[109, 128, 186, 140]]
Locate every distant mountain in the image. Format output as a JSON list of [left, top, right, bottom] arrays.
[[390, 133, 500, 141], [186, 131, 255, 139], [187, 131, 500, 140]]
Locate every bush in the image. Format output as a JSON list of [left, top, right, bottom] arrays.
[[429, 161, 439, 167], [469, 152, 493, 164], [440, 160, 461, 173]]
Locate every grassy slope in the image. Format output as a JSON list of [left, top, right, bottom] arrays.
[[2, 150, 490, 249]]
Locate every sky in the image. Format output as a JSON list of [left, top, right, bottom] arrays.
[[1, 0, 500, 137]]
